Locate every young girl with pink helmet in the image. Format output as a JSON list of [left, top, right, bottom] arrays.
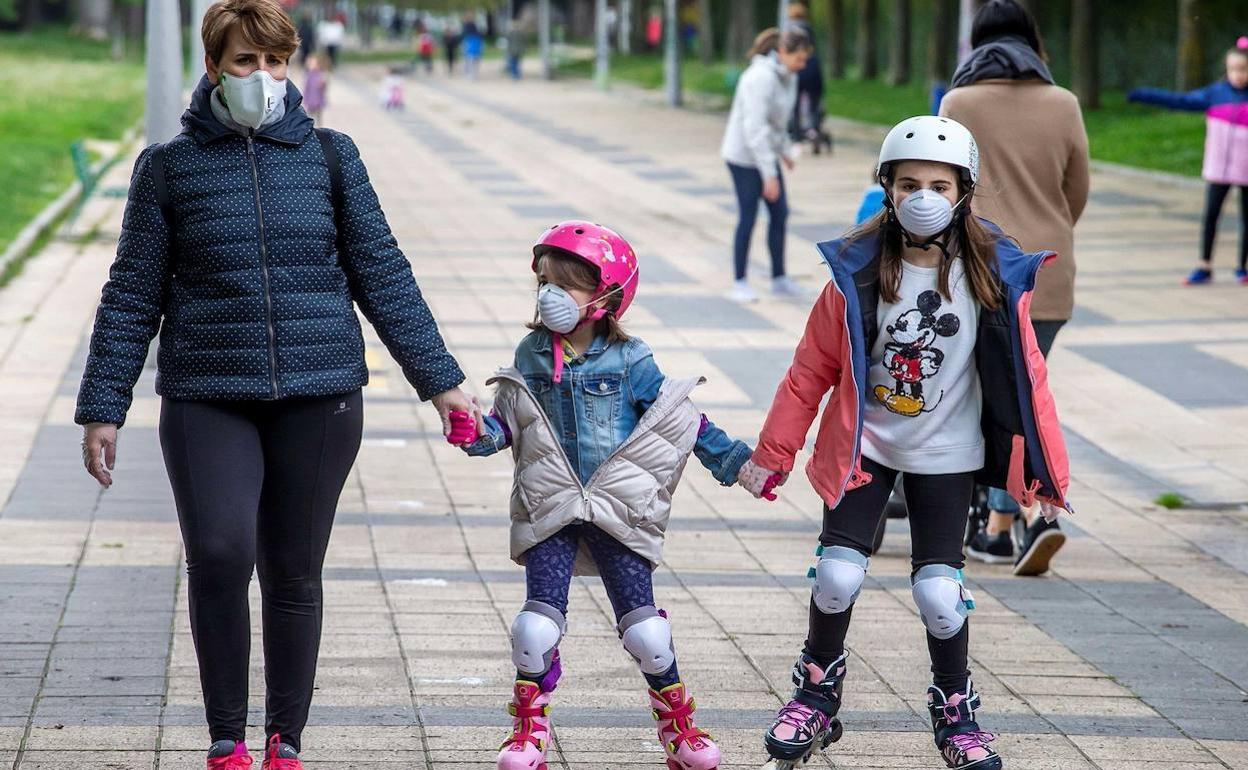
[[451, 221, 766, 770]]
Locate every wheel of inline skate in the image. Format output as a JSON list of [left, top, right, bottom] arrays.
[[822, 719, 844, 747]]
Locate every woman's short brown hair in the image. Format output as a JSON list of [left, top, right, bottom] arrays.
[[202, 0, 300, 65]]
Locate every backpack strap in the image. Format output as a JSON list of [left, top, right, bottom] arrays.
[[315, 128, 347, 258], [149, 144, 176, 231]]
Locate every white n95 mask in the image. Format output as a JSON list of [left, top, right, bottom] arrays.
[[219, 70, 288, 129]]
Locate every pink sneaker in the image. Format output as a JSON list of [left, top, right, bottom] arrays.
[[648, 682, 719, 770], [207, 742, 253, 770], [261, 735, 303, 770], [497, 680, 552, 770]]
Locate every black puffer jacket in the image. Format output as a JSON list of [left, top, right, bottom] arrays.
[[75, 77, 463, 427]]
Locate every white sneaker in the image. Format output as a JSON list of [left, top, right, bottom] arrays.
[[727, 280, 757, 303], [772, 276, 808, 299]]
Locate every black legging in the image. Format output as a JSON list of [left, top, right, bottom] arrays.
[[806, 455, 973, 694], [159, 391, 363, 752], [1201, 183, 1248, 270]]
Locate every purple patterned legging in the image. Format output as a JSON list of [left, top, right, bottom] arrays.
[[522, 523, 680, 689]]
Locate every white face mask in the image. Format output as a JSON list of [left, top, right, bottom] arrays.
[[219, 70, 287, 129], [536, 284, 592, 334], [895, 189, 962, 238]]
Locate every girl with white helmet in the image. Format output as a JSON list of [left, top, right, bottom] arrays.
[[736, 116, 1072, 770], [451, 221, 758, 770]]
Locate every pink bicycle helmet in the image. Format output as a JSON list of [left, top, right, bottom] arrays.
[[532, 220, 639, 318]]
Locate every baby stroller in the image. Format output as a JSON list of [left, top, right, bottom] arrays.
[[790, 92, 833, 155]]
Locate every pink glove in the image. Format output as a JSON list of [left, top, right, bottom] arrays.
[[445, 410, 478, 445], [738, 458, 786, 500]]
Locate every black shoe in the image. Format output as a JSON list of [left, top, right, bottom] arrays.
[[1013, 515, 1066, 576], [966, 529, 1014, 565]]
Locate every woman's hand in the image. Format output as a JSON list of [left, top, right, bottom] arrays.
[[430, 387, 483, 439], [762, 177, 782, 203], [781, 155, 796, 171], [82, 423, 118, 488]]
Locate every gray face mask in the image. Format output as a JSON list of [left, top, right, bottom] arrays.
[[219, 70, 288, 129]]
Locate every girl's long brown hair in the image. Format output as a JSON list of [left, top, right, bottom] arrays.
[[844, 177, 1001, 310]]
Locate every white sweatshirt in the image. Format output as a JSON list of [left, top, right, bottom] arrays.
[[860, 258, 984, 475], [720, 53, 797, 179]]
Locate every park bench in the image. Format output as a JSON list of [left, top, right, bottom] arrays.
[[68, 139, 128, 230]]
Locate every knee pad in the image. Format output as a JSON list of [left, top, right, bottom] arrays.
[[510, 601, 566, 676], [911, 565, 974, 640], [810, 545, 869, 615], [617, 606, 675, 676]]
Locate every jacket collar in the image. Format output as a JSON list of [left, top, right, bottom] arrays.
[[181, 74, 314, 146], [530, 330, 611, 357], [816, 217, 1051, 292]]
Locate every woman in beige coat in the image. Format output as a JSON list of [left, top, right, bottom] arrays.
[[939, 0, 1089, 576]]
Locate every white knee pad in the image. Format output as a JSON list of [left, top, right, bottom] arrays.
[[510, 601, 566, 676], [810, 545, 869, 615], [911, 565, 974, 640], [617, 606, 676, 676]]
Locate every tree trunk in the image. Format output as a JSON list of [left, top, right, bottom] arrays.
[[1070, 0, 1098, 109], [630, 0, 646, 53], [20, 0, 40, 31], [927, 0, 955, 84], [569, 0, 593, 39], [726, 0, 755, 61], [1176, 0, 1204, 90], [856, 0, 878, 79], [75, 0, 112, 40], [888, 0, 910, 85], [826, 0, 844, 78], [698, 0, 713, 64]]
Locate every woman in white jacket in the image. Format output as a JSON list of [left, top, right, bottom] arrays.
[[721, 27, 813, 302]]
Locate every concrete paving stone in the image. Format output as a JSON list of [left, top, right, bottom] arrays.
[[3, 59, 1248, 766]]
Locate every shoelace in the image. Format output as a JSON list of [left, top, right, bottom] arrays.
[[947, 730, 997, 754], [776, 701, 829, 740]]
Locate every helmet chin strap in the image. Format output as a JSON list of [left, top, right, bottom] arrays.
[[551, 307, 610, 384]]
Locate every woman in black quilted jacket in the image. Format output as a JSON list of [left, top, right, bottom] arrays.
[[74, 2, 478, 767]]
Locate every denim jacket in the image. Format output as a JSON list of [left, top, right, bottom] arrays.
[[468, 330, 751, 486]]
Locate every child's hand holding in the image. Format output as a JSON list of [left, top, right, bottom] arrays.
[[738, 458, 786, 501], [446, 410, 479, 446]]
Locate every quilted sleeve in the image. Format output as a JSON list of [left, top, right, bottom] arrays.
[[330, 130, 465, 400], [74, 145, 172, 428]]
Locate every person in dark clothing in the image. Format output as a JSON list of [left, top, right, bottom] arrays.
[[444, 26, 462, 75], [76, 3, 480, 769], [786, 5, 830, 153]]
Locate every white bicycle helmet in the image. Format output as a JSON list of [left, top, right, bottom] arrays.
[[876, 115, 979, 187]]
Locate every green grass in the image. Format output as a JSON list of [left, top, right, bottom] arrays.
[[556, 53, 1207, 178], [0, 26, 144, 261], [1154, 492, 1187, 509]]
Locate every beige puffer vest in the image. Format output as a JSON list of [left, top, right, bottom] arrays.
[[487, 368, 704, 576]]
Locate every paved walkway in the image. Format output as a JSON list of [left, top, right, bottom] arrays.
[[1, 60, 1247, 769]]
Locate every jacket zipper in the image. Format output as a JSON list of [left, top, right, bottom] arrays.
[[502, 372, 693, 514], [246, 134, 280, 398]]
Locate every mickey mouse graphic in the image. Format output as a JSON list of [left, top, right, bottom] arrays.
[[873, 289, 960, 417]]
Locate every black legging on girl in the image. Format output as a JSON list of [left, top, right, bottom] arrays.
[[159, 391, 363, 752], [1201, 183, 1248, 270], [804, 456, 973, 694]]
